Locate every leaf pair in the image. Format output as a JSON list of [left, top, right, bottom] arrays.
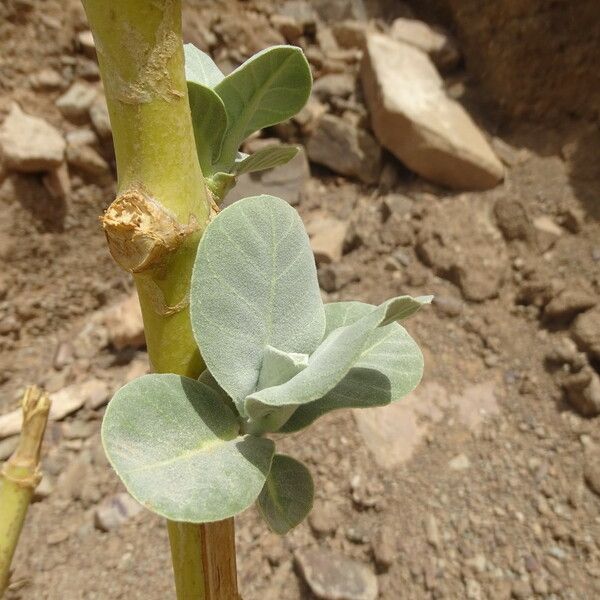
[[102, 195, 430, 531], [185, 44, 311, 198]]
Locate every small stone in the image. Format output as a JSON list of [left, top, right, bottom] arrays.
[[312, 73, 356, 102], [544, 288, 596, 321], [425, 514, 441, 549], [66, 128, 98, 147], [53, 341, 75, 370], [308, 502, 339, 536], [465, 578, 483, 600], [448, 453, 471, 470], [295, 548, 378, 600], [103, 293, 146, 351], [572, 306, 600, 361], [563, 369, 600, 417], [66, 143, 110, 175], [494, 198, 532, 241], [76, 30, 96, 58], [307, 216, 348, 265], [94, 493, 143, 531], [533, 216, 564, 252], [332, 20, 369, 49], [30, 68, 65, 90], [0, 435, 19, 460], [371, 528, 396, 570], [361, 33, 503, 190], [584, 450, 600, 497], [271, 14, 303, 42], [89, 95, 112, 139], [389, 18, 460, 71], [56, 81, 98, 121], [464, 554, 486, 574], [47, 530, 69, 545], [0, 103, 65, 172], [560, 206, 585, 233], [33, 475, 54, 501], [511, 580, 532, 599], [318, 263, 359, 292], [307, 114, 382, 184]]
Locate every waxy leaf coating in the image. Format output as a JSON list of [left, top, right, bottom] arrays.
[[257, 454, 314, 534], [245, 295, 431, 432], [190, 195, 326, 413], [102, 374, 274, 523], [280, 301, 425, 432]]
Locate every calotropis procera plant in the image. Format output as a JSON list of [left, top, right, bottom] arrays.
[[103, 194, 431, 533], [82, 0, 430, 594]]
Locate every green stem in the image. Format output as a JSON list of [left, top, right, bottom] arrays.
[[80, 1, 238, 598], [0, 387, 50, 594]]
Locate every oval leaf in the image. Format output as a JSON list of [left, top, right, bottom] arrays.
[[235, 145, 299, 175], [257, 454, 314, 535], [184, 44, 224, 88], [214, 46, 312, 168], [190, 195, 325, 411], [102, 374, 275, 522], [244, 295, 429, 431], [280, 301, 425, 433]]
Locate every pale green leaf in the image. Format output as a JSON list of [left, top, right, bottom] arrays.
[[280, 301, 425, 432], [234, 145, 299, 175], [244, 295, 429, 432], [257, 345, 309, 391], [185, 44, 228, 174], [102, 374, 275, 522], [214, 46, 312, 168], [187, 84, 228, 174], [184, 44, 224, 87], [190, 195, 325, 412], [257, 454, 314, 535]]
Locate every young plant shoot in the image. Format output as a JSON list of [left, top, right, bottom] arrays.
[[103, 194, 430, 533], [83, 1, 430, 593]]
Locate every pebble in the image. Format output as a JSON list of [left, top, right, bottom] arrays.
[[0, 103, 65, 172], [371, 527, 396, 570], [56, 81, 97, 121], [89, 95, 112, 139], [584, 449, 600, 497], [308, 501, 339, 537], [307, 216, 348, 265], [66, 143, 110, 175], [103, 293, 146, 351], [448, 453, 471, 470], [425, 513, 441, 549], [295, 548, 378, 600], [94, 493, 143, 532]]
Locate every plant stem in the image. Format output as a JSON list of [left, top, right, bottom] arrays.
[[0, 386, 50, 594], [81, 1, 238, 598]]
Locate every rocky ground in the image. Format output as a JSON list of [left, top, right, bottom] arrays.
[[0, 0, 599, 599]]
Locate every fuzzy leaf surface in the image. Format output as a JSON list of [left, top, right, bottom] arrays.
[[245, 295, 430, 430], [281, 301, 425, 432], [102, 374, 274, 522], [214, 46, 311, 168], [184, 44, 224, 87], [234, 145, 299, 175], [257, 454, 314, 534], [185, 44, 228, 173], [257, 345, 309, 391], [190, 195, 325, 411]]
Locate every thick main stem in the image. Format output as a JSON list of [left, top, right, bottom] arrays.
[[81, 1, 238, 598], [0, 386, 50, 594]]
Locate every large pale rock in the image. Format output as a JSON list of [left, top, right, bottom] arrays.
[[56, 81, 97, 121], [390, 18, 459, 71], [306, 215, 348, 265], [307, 114, 381, 184], [0, 103, 65, 172], [361, 33, 503, 190]]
